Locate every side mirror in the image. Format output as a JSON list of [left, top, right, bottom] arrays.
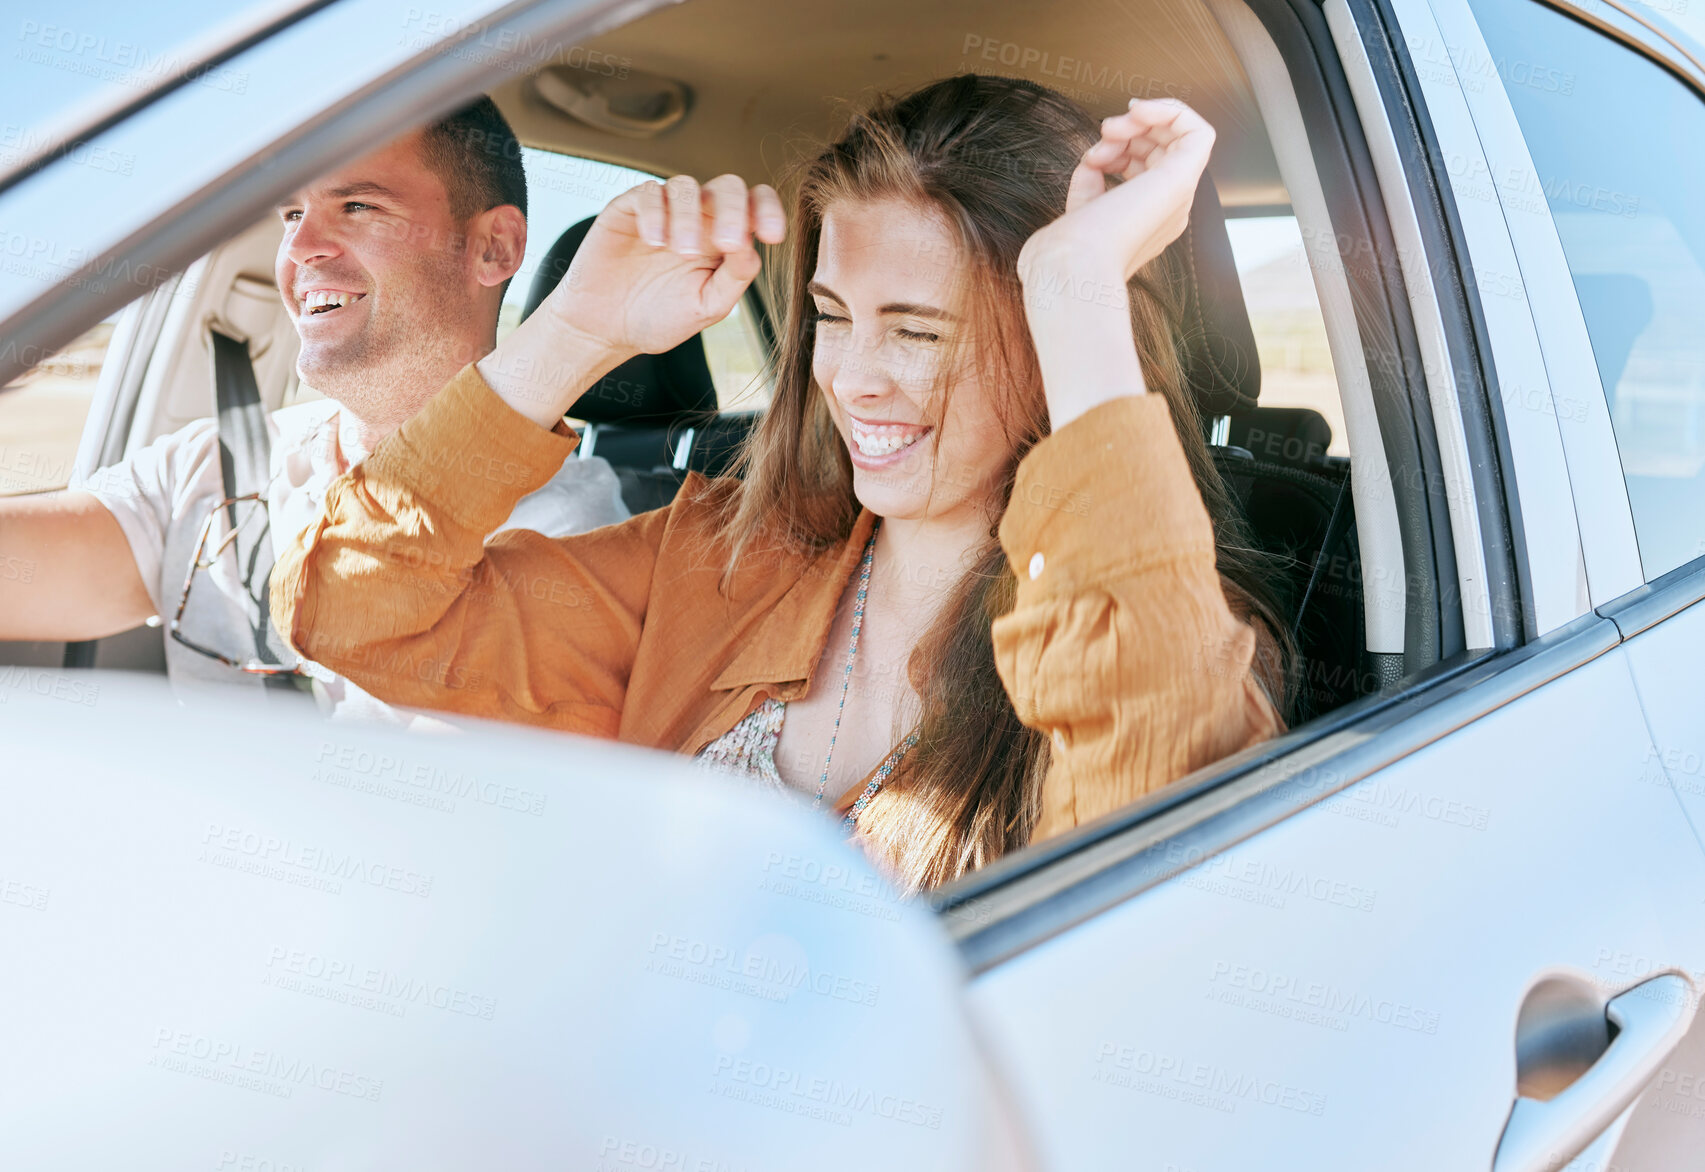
[[0, 670, 1034, 1169]]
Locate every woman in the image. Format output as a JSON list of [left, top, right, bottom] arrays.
[[272, 75, 1291, 891]]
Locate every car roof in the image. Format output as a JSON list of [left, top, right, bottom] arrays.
[[492, 0, 1288, 210]]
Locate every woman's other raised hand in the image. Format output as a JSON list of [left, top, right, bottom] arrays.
[[479, 174, 786, 429], [1017, 98, 1217, 430]]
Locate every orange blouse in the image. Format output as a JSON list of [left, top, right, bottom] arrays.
[[271, 364, 1280, 842]]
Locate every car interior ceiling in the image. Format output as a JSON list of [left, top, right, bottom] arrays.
[[19, 0, 1374, 724]]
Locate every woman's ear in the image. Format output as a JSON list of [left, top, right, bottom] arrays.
[[472, 204, 528, 288]]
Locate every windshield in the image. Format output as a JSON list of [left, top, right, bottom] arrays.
[[2, 0, 298, 166]]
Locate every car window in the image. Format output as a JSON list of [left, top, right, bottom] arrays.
[[500, 147, 769, 410], [1468, 0, 1705, 578], [2, 0, 290, 157], [1627, 0, 1705, 58], [0, 314, 121, 496], [703, 296, 770, 410], [498, 148, 654, 339], [1224, 213, 1347, 458]]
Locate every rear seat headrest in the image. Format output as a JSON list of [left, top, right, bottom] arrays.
[[521, 215, 716, 426], [1167, 173, 1262, 418]]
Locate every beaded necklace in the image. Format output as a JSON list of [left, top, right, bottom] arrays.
[[815, 519, 920, 828]]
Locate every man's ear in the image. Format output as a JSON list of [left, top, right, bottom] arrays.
[[471, 204, 527, 288]]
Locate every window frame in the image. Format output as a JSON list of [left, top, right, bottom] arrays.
[[1526, 0, 1705, 661], [935, 0, 1540, 968], [0, 0, 1553, 972], [1436, 0, 1656, 615], [1541, 0, 1705, 87]]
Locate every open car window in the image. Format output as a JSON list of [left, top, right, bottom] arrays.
[[0, 313, 118, 495], [0, 0, 1490, 902], [1225, 212, 1346, 460], [498, 146, 770, 410], [496, 148, 655, 341]]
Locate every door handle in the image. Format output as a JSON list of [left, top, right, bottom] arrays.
[[1493, 972, 1696, 1172]]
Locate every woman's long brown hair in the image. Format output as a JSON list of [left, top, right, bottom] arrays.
[[709, 74, 1293, 891]]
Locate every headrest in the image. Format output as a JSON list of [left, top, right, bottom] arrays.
[[1227, 406, 1332, 469], [521, 216, 717, 426], [1167, 173, 1261, 417]]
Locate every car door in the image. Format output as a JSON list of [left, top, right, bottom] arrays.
[[1441, 0, 1705, 1160], [933, 0, 1705, 1166], [0, 671, 1034, 1170], [6, 0, 1705, 1166]]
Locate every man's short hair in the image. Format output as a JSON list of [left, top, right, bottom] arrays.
[[419, 96, 528, 221]]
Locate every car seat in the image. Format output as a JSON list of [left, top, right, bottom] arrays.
[[520, 217, 745, 513], [1173, 176, 1365, 720]]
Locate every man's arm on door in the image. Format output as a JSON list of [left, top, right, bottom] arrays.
[[0, 491, 156, 640]]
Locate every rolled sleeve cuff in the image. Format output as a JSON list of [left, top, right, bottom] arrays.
[[999, 393, 1216, 599], [368, 363, 581, 535]]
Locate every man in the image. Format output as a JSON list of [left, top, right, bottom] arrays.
[[0, 98, 628, 722]]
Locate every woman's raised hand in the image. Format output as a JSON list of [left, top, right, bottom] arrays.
[[1016, 99, 1216, 429], [1022, 98, 1215, 285], [544, 174, 787, 355], [479, 174, 786, 429]]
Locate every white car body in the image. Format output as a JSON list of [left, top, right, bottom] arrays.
[[3, 0, 1704, 1167]]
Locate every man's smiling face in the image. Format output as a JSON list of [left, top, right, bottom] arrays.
[[274, 130, 510, 434]]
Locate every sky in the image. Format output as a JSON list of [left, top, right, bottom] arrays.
[[3, 1, 274, 141]]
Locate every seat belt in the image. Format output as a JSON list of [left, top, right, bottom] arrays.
[[209, 326, 305, 695], [1291, 472, 1355, 641]]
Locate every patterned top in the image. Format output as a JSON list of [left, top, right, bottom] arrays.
[[694, 696, 788, 793], [694, 697, 920, 837]]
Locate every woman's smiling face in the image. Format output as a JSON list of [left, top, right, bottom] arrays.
[[810, 197, 1015, 526]]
